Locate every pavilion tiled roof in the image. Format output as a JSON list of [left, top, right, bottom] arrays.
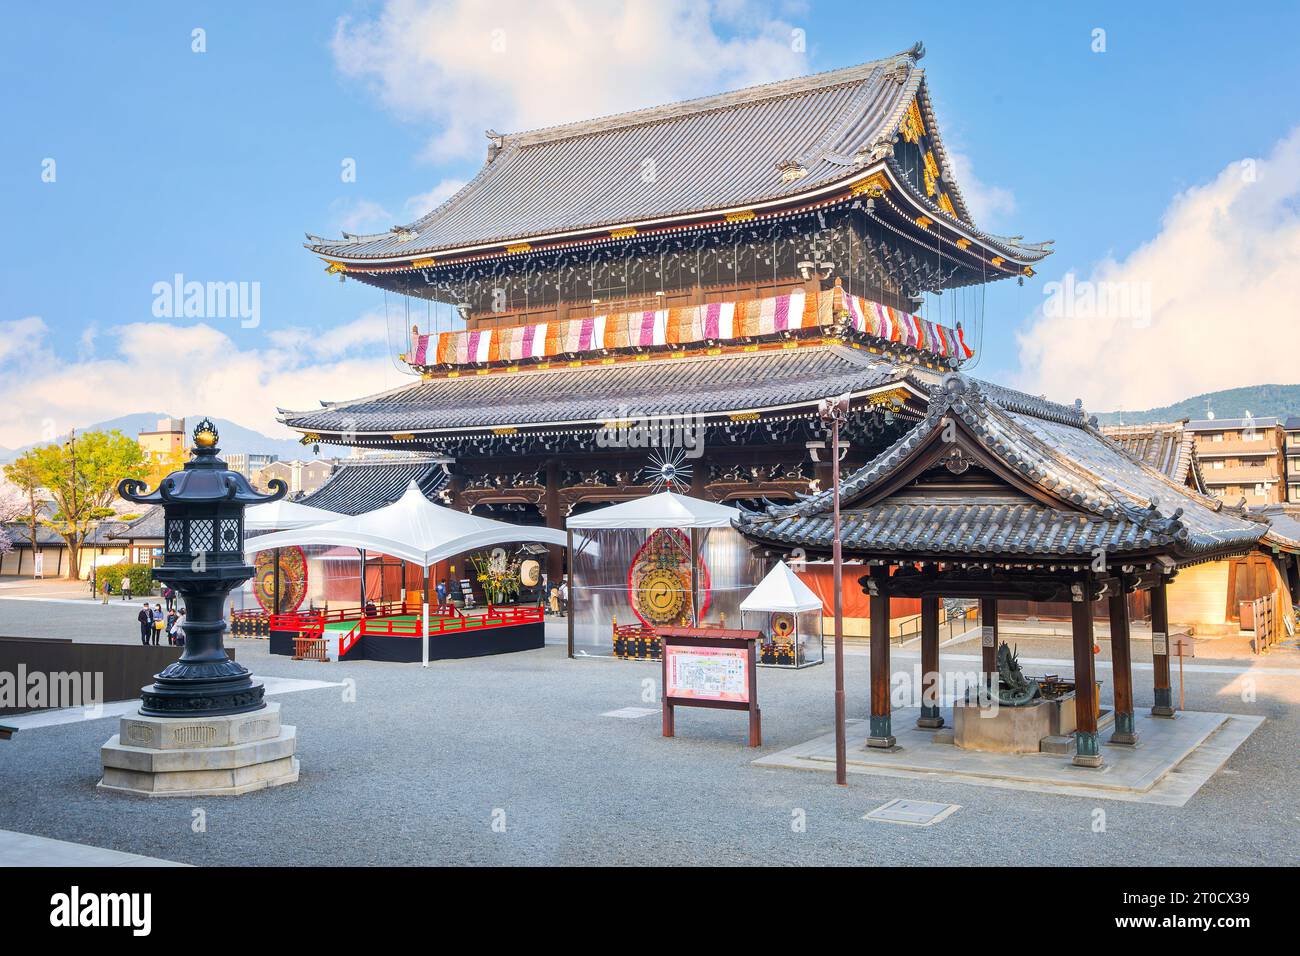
[[280, 343, 931, 437], [737, 375, 1265, 563], [306, 48, 1049, 266]]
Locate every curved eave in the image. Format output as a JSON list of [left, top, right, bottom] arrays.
[[735, 519, 1264, 567], [278, 376, 929, 444], [308, 161, 1050, 278]]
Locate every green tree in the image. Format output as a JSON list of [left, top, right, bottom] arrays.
[[23, 430, 146, 580]]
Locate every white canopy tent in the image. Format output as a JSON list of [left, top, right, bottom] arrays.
[[244, 499, 341, 531], [246, 481, 567, 665], [739, 561, 824, 613], [565, 490, 738, 530], [564, 491, 750, 657]]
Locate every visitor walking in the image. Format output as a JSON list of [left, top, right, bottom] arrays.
[[151, 603, 165, 645], [101, 577, 111, 605], [121, 574, 132, 602], [136, 605, 151, 645], [163, 586, 175, 612], [435, 579, 448, 606], [166, 607, 179, 645], [170, 609, 186, 647], [558, 577, 568, 616]]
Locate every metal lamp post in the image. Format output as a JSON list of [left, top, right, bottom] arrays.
[[118, 418, 286, 717], [817, 394, 850, 786]]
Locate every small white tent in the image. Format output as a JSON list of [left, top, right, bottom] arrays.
[[245, 481, 566, 665], [244, 499, 340, 531], [565, 490, 737, 529], [739, 561, 824, 613], [739, 561, 826, 669]]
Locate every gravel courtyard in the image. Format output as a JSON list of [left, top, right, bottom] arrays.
[[1, 593, 1297, 866]]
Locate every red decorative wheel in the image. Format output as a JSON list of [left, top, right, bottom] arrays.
[[254, 546, 307, 613]]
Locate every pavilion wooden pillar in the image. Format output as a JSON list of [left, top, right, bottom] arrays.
[[917, 595, 944, 729], [1071, 578, 1102, 767], [867, 564, 896, 748], [1150, 578, 1175, 717], [980, 597, 998, 688], [1108, 587, 1138, 745], [544, 459, 564, 588]]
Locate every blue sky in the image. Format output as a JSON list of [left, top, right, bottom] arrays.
[[2, 1, 1298, 445]]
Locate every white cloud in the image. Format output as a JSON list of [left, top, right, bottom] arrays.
[[331, 0, 808, 162], [946, 150, 1016, 226], [0, 316, 48, 365], [0, 317, 403, 448], [330, 197, 393, 235], [1015, 127, 1300, 412], [404, 178, 467, 220]]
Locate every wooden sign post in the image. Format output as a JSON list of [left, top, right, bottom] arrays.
[[659, 627, 761, 747], [1171, 632, 1195, 711]]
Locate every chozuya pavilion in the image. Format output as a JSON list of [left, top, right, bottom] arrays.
[[735, 374, 1266, 767], [281, 43, 1053, 610]]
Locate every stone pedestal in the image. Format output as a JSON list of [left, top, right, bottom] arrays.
[[953, 698, 1053, 754], [98, 702, 298, 797]]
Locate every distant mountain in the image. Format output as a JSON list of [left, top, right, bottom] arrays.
[[1093, 384, 1300, 427], [0, 413, 309, 463]]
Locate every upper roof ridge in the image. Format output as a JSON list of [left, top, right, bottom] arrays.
[[501, 50, 921, 149]]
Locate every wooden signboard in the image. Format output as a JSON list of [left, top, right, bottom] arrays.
[[659, 627, 761, 747]]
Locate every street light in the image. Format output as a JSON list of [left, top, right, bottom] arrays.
[[817, 393, 850, 786]]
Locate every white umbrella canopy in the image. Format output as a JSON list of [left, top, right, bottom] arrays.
[[243, 480, 567, 566], [739, 561, 824, 613], [244, 499, 341, 531], [566, 490, 738, 530]]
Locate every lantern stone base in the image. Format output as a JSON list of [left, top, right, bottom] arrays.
[[98, 702, 299, 797]]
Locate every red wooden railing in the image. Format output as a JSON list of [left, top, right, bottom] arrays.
[[359, 604, 542, 639], [270, 601, 462, 633], [269, 602, 539, 659]]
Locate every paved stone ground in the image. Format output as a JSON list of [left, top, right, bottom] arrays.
[[0, 597, 1297, 866]]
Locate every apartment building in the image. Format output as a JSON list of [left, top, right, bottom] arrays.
[[1185, 416, 1287, 506], [1286, 417, 1300, 503]]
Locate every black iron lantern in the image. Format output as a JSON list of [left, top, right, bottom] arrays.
[[118, 418, 286, 717]]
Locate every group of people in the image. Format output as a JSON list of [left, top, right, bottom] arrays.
[[137, 603, 185, 646]]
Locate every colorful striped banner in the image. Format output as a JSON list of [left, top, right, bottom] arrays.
[[408, 289, 970, 368]]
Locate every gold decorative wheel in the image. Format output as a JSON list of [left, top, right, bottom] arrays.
[[633, 567, 688, 625]]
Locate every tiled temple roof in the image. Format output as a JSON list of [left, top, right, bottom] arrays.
[[1100, 421, 1205, 492], [300, 457, 448, 515], [1255, 504, 1300, 553], [306, 48, 1048, 266], [281, 343, 929, 437], [736, 374, 1265, 563]]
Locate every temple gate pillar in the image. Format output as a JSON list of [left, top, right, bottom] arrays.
[[867, 564, 896, 748], [980, 597, 998, 688], [918, 594, 944, 728], [1108, 587, 1138, 745], [1071, 578, 1102, 767], [1150, 578, 1175, 717]]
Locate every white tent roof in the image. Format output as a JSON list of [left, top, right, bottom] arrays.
[[566, 490, 738, 530], [243, 481, 567, 567], [244, 499, 341, 531], [739, 561, 824, 613]]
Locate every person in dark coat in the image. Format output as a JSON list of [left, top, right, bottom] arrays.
[[137, 606, 152, 645]]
